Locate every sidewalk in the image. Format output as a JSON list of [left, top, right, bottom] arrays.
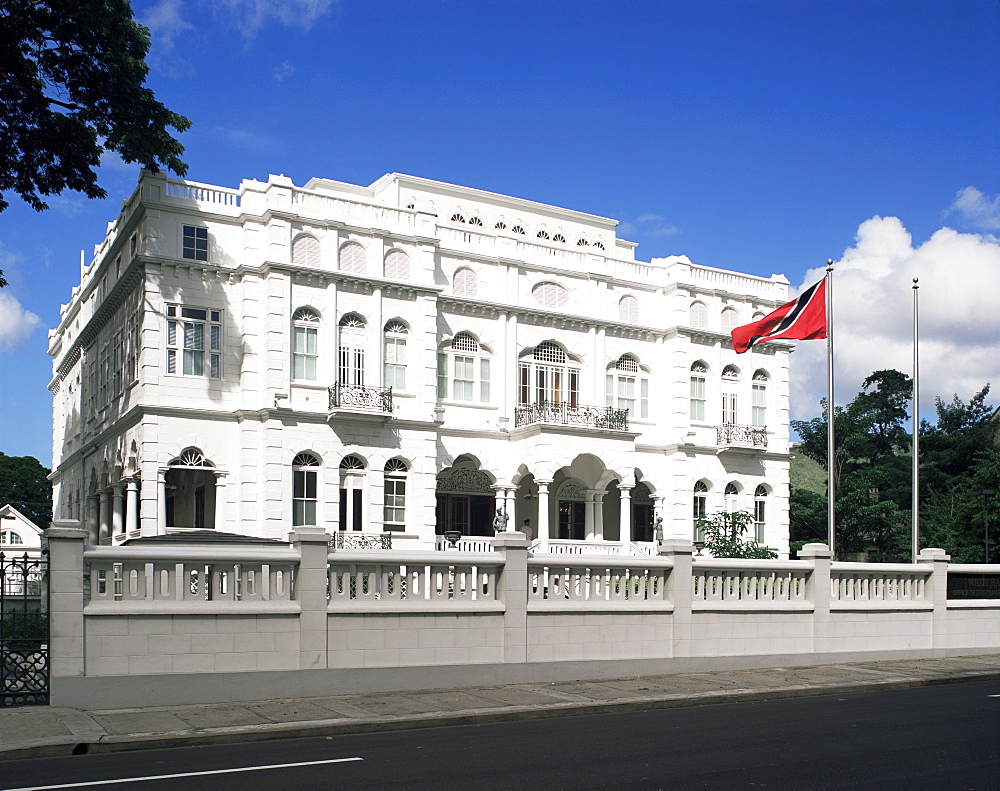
[[2, 654, 999, 761]]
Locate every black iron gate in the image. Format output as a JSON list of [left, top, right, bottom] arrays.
[[1, 551, 49, 706]]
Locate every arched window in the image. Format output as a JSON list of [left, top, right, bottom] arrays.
[[536, 230, 550, 240], [552, 233, 566, 243], [453, 266, 477, 298], [593, 241, 605, 250], [292, 452, 320, 526], [383, 320, 408, 390], [722, 365, 740, 425], [495, 221, 507, 230], [292, 307, 320, 381], [451, 212, 465, 223], [721, 307, 739, 333], [619, 295, 639, 323], [338, 241, 366, 274], [469, 216, 482, 226], [383, 458, 408, 530], [690, 301, 708, 329], [338, 313, 366, 386], [754, 485, 768, 542], [752, 370, 769, 427], [0, 530, 24, 545], [693, 481, 709, 541], [690, 361, 708, 421], [531, 281, 569, 310], [383, 249, 410, 280], [577, 238, 590, 246], [519, 341, 579, 407], [607, 354, 648, 418], [338, 455, 366, 532], [511, 224, 526, 235], [752, 311, 766, 322], [725, 482, 740, 512], [438, 332, 491, 403], [291, 234, 320, 267]]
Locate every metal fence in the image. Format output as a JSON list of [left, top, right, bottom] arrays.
[[1, 551, 49, 706]]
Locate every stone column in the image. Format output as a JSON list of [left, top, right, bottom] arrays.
[[494, 531, 530, 664], [111, 484, 124, 539], [86, 496, 100, 544], [98, 490, 111, 545], [157, 468, 169, 534], [799, 543, 833, 655], [45, 522, 87, 705], [290, 527, 332, 670], [584, 491, 597, 542], [594, 491, 605, 541], [213, 471, 228, 531], [917, 547, 951, 653], [619, 484, 633, 550], [658, 539, 694, 658], [536, 480, 552, 552], [125, 478, 139, 534]]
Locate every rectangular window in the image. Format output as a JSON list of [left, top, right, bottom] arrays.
[[182, 225, 208, 261], [479, 358, 490, 403], [293, 469, 317, 526], [752, 383, 766, 427], [754, 499, 766, 542], [640, 378, 649, 419], [690, 376, 706, 421], [166, 305, 222, 378], [723, 392, 738, 425], [384, 478, 405, 527], [693, 495, 707, 541], [519, 363, 531, 405], [293, 326, 318, 380], [437, 353, 448, 398], [384, 337, 406, 389], [453, 356, 474, 401]]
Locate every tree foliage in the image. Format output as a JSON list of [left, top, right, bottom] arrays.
[[0, 0, 190, 215], [696, 510, 777, 560], [0, 452, 52, 529], [792, 372, 998, 563]]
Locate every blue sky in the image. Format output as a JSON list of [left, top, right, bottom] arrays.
[[2, 0, 998, 466]]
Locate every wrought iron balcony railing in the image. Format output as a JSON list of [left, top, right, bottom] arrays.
[[716, 423, 767, 448], [514, 402, 629, 431], [328, 383, 393, 413]]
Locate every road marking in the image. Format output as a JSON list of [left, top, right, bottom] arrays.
[[1, 757, 364, 790], [989, 694, 1000, 698]]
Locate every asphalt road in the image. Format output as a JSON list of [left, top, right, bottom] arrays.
[[3, 681, 998, 791]]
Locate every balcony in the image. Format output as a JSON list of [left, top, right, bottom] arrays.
[[327, 383, 393, 418], [716, 423, 767, 451], [514, 402, 629, 431]]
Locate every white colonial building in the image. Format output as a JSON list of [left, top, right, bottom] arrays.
[[48, 171, 794, 555]]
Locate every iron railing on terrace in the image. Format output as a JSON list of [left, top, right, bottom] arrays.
[[515, 402, 628, 431], [716, 423, 767, 448], [328, 383, 393, 413]]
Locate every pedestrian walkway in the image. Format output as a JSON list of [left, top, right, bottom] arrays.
[[2, 654, 998, 761]]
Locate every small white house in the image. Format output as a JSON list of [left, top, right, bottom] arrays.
[[48, 171, 795, 555], [1, 504, 44, 598]]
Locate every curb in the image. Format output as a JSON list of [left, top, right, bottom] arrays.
[[3, 670, 998, 762]]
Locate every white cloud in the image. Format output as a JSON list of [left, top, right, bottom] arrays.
[[272, 61, 296, 82], [619, 213, 680, 239], [216, 0, 335, 37], [947, 186, 1000, 231], [141, 0, 196, 49], [790, 216, 1000, 423], [0, 292, 41, 352]]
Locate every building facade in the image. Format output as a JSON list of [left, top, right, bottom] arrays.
[[48, 172, 793, 555]]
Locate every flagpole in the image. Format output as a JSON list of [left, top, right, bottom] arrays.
[[912, 277, 920, 563], [826, 261, 835, 555]]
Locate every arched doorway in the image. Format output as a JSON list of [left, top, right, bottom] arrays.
[[556, 480, 586, 540], [165, 448, 217, 529], [436, 465, 495, 536]]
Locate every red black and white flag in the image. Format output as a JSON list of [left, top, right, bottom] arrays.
[[730, 278, 827, 354]]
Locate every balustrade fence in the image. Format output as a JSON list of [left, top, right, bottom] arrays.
[[41, 525, 1000, 710]]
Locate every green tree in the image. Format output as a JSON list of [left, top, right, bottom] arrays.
[[0, 0, 190, 218], [788, 487, 826, 557], [0, 452, 52, 528], [792, 370, 914, 560], [696, 510, 777, 559]]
